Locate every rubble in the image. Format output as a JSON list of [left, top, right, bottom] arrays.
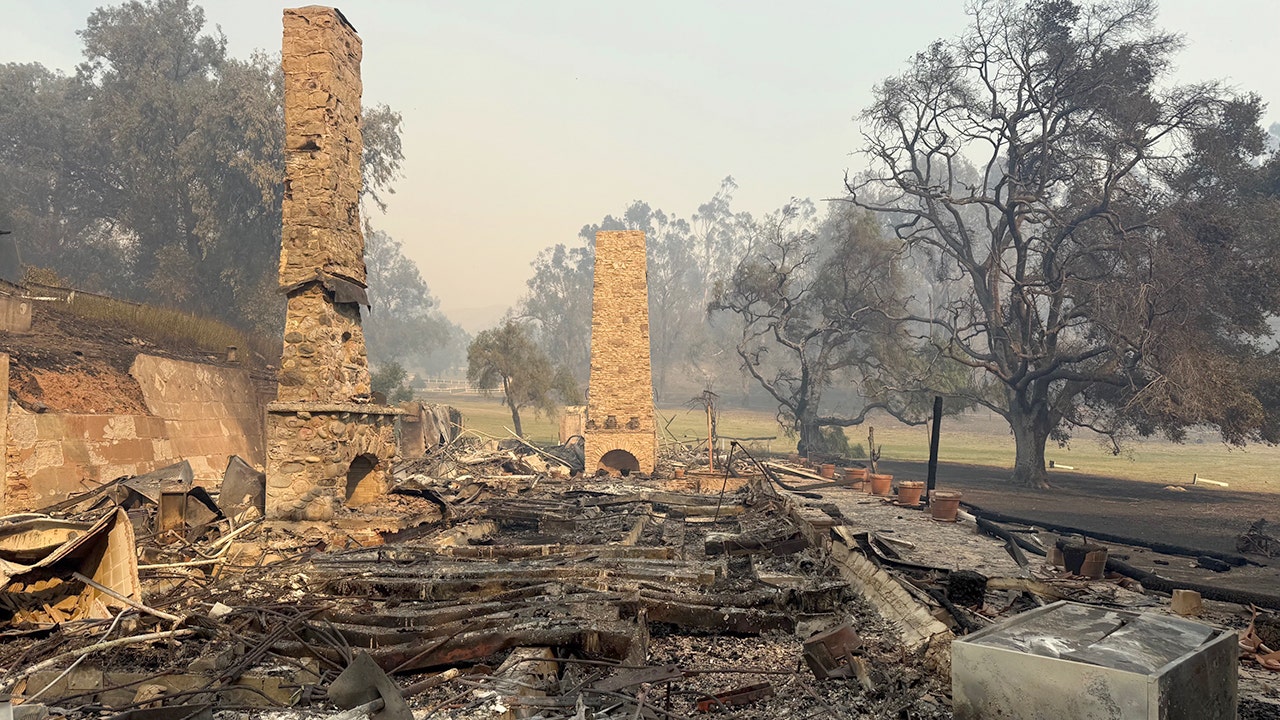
[[0, 440, 1274, 718]]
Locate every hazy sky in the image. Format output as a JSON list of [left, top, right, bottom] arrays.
[[7, 1, 1280, 331]]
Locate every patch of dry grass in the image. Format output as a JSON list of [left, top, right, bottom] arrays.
[[421, 392, 1280, 494], [64, 291, 277, 363]]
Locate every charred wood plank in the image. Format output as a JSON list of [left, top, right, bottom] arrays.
[[705, 532, 809, 557], [623, 599, 795, 635], [371, 619, 638, 673]]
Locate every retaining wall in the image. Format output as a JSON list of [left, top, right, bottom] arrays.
[[3, 354, 266, 512]]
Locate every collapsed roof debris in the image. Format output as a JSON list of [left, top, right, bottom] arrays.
[[0, 436, 1275, 718]]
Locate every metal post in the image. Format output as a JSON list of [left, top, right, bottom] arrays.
[[926, 396, 943, 502]]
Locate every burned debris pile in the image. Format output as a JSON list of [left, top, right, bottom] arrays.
[[0, 449, 961, 719]]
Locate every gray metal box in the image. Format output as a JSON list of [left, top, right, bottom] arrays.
[[952, 601, 1237, 719]]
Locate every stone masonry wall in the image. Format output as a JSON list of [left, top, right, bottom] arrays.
[[278, 5, 370, 404], [276, 284, 370, 403], [279, 5, 366, 287], [131, 354, 264, 479], [4, 354, 266, 513], [584, 230, 657, 474], [267, 6, 399, 519], [264, 404, 398, 520], [6, 408, 173, 512]]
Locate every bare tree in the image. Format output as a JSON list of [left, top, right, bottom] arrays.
[[711, 202, 936, 454]]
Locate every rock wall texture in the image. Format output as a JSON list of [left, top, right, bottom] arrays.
[[277, 5, 370, 404], [264, 403, 399, 520], [266, 6, 398, 519], [130, 354, 264, 479], [279, 5, 366, 288], [584, 231, 657, 474], [3, 354, 266, 513], [277, 284, 370, 403]]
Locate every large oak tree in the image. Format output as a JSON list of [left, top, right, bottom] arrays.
[[847, 0, 1280, 486]]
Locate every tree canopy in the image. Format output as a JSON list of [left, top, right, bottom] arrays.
[[467, 321, 579, 438], [711, 202, 958, 453], [846, 0, 1280, 486], [0, 0, 454, 361]]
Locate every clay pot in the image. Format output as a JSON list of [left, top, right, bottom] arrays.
[[1079, 547, 1109, 579], [1048, 541, 1065, 568], [673, 468, 685, 479], [819, 463, 836, 479], [1062, 541, 1108, 579], [930, 490, 962, 521], [897, 480, 925, 506], [844, 467, 868, 482], [869, 473, 893, 496]]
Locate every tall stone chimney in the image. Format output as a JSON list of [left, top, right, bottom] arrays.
[[276, 5, 370, 403], [584, 230, 657, 475], [265, 6, 400, 521]]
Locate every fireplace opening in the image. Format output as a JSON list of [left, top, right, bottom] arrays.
[[345, 453, 378, 505], [598, 449, 640, 476]]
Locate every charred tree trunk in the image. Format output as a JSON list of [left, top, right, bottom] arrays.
[[796, 411, 819, 458], [503, 375, 524, 437], [1008, 397, 1051, 489]]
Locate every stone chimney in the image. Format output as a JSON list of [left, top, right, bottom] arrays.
[[264, 6, 401, 521], [583, 230, 657, 475]]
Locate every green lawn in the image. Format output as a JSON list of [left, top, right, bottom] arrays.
[[418, 392, 1280, 494]]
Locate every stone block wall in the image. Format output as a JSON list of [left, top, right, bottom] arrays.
[[130, 355, 264, 479], [584, 230, 657, 474], [278, 5, 371, 405], [276, 284, 370, 403], [265, 7, 399, 520], [264, 403, 400, 520], [3, 354, 268, 513]]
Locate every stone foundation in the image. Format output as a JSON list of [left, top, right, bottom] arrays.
[[264, 403, 400, 520]]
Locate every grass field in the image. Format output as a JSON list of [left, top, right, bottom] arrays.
[[419, 391, 1280, 494]]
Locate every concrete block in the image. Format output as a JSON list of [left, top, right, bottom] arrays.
[[952, 601, 1237, 719], [34, 413, 67, 441], [0, 294, 32, 332]]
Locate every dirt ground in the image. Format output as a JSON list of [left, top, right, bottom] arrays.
[[879, 458, 1279, 598], [0, 302, 276, 413]]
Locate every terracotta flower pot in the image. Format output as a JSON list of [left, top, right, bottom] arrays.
[[1062, 541, 1108, 579], [869, 473, 893, 496], [843, 467, 867, 491], [819, 463, 836, 479], [930, 490, 963, 521], [1049, 541, 1065, 568], [897, 480, 925, 506]]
